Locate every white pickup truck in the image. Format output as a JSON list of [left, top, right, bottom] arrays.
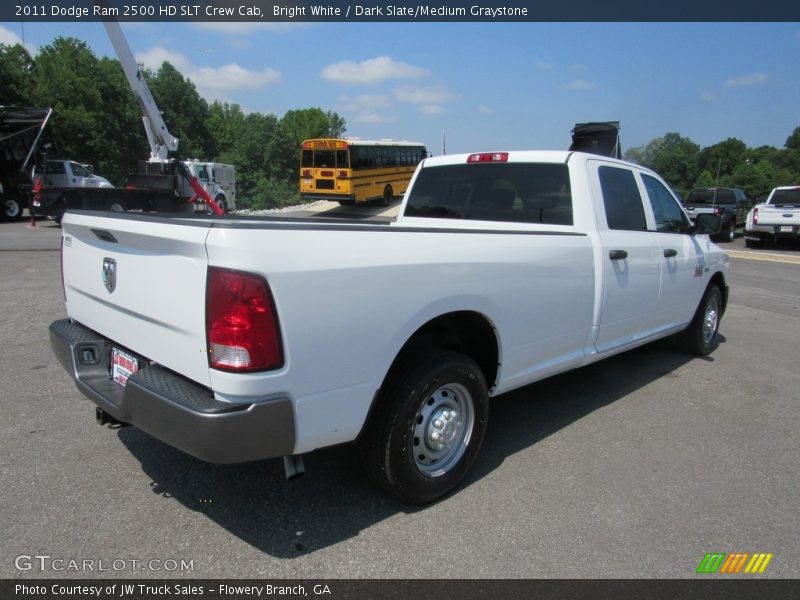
[[50, 150, 729, 504], [34, 159, 114, 189], [744, 185, 800, 248]]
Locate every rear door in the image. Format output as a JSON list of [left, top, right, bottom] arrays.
[[589, 161, 663, 353]]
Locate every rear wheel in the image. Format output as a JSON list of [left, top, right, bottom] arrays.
[[2, 197, 23, 221], [360, 347, 489, 504], [715, 219, 735, 243], [214, 195, 227, 214], [106, 202, 125, 213], [380, 186, 393, 207], [678, 284, 722, 356]]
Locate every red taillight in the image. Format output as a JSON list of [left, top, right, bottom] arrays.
[[467, 152, 508, 163], [753, 207, 759, 225], [338, 170, 348, 178], [302, 169, 312, 177], [320, 170, 334, 177], [206, 268, 283, 372]]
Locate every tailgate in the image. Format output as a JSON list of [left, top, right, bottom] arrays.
[[61, 212, 212, 387], [756, 206, 800, 226]]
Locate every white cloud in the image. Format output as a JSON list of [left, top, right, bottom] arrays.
[[137, 46, 192, 71], [0, 25, 24, 46], [135, 46, 280, 98], [725, 72, 768, 87], [321, 56, 429, 85], [563, 80, 596, 92], [476, 105, 493, 115]]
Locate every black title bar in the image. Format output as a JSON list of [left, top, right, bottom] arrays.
[[4, 0, 800, 22]]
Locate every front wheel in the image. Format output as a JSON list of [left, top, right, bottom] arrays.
[[360, 348, 489, 504], [678, 284, 723, 356]]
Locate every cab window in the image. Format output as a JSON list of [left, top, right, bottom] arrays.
[[598, 166, 647, 231], [642, 174, 689, 234]]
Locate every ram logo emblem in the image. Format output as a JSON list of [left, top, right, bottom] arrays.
[[102, 257, 117, 293]]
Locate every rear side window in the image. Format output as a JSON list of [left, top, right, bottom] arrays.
[[404, 163, 573, 225], [598, 166, 647, 231]]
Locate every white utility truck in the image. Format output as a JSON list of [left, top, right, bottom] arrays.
[[50, 150, 729, 504]]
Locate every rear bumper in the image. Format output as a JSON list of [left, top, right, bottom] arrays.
[[745, 225, 800, 240], [49, 318, 295, 463]]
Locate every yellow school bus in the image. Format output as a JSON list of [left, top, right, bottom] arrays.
[[300, 138, 427, 205]]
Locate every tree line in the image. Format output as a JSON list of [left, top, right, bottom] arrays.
[[625, 129, 800, 201], [3, 38, 798, 206], [0, 38, 345, 209]]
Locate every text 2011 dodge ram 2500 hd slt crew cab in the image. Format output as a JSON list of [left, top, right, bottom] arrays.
[[50, 151, 729, 504]]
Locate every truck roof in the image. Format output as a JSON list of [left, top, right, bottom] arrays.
[[420, 150, 631, 168]]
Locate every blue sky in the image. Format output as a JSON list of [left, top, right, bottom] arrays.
[[2, 20, 799, 155]]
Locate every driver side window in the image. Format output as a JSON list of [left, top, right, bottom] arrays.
[[642, 174, 689, 234]]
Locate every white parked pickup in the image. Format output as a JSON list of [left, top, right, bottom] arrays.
[[744, 185, 800, 248], [50, 151, 729, 503]]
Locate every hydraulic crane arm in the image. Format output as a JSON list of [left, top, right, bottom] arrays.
[[102, 19, 179, 161]]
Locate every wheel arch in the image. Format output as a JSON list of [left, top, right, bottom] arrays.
[[357, 310, 499, 441], [709, 272, 729, 316]]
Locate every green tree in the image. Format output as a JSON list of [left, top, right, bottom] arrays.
[[785, 126, 800, 151], [0, 43, 34, 105], [698, 138, 748, 181], [626, 133, 700, 193], [694, 169, 716, 188], [272, 108, 347, 184], [30, 37, 104, 164]]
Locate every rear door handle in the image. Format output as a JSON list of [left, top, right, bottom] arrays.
[[663, 249, 678, 258], [609, 250, 628, 260]]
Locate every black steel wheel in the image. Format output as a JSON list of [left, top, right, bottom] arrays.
[[360, 347, 489, 504]]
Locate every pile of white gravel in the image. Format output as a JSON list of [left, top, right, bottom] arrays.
[[233, 201, 330, 216]]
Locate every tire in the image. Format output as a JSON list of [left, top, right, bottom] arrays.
[[678, 284, 723, 356], [380, 186, 393, 207], [106, 202, 125, 213], [2, 197, 24, 221], [715, 219, 735, 243], [360, 347, 489, 504], [214, 195, 227, 214]]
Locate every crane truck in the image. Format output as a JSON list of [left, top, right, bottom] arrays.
[[29, 18, 230, 223]]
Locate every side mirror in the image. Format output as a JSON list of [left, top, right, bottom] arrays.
[[694, 213, 722, 235]]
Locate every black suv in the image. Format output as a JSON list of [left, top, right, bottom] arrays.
[[683, 187, 751, 242]]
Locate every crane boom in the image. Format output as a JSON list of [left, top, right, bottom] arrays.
[[102, 19, 178, 161]]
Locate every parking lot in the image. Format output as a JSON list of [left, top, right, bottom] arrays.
[[1, 217, 798, 579]]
